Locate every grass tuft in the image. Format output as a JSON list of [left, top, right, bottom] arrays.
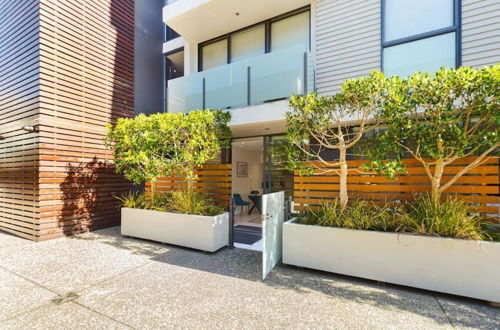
[[114, 190, 224, 216], [297, 194, 491, 241]]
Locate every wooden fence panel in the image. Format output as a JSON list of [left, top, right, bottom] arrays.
[[146, 164, 232, 208], [294, 157, 500, 221]]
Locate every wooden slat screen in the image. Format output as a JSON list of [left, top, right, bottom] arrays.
[[294, 157, 500, 221], [35, 0, 134, 240], [146, 164, 232, 208], [0, 0, 134, 241], [0, 0, 41, 240]]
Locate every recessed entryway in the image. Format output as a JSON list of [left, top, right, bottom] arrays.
[[231, 137, 264, 250]]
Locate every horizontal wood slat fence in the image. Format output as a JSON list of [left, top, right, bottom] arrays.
[[294, 156, 500, 222], [146, 164, 232, 208], [0, 0, 134, 241]]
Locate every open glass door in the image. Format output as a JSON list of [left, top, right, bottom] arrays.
[[262, 191, 285, 279], [263, 135, 294, 197]]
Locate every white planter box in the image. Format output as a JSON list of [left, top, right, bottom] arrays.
[[121, 208, 229, 252], [283, 218, 500, 303]]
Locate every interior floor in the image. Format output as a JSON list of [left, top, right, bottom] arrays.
[[234, 213, 262, 227], [233, 212, 263, 251]]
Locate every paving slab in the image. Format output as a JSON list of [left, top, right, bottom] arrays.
[[0, 227, 170, 295], [0, 231, 33, 249], [1, 227, 497, 329], [0, 301, 128, 330], [0, 268, 57, 321], [76, 247, 453, 329], [435, 295, 500, 329]]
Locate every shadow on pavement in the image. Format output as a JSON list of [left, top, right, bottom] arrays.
[[73, 226, 500, 329]]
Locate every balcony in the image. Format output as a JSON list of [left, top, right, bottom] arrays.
[[163, 0, 310, 42], [168, 45, 314, 113]]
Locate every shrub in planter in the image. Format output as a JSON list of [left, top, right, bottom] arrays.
[[115, 190, 223, 217], [297, 200, 410, 233], [284, 66, 500, 302], [296, 196, 491, 241], [406, 194, 488, 241], [105, 109, 231, 214], [105, 110, 232, 251], [286, 197, 500, 302]]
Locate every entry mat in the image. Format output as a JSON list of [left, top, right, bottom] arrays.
[[234, 225, 262, 245]]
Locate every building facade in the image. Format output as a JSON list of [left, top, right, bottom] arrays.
[[1, 0, 498, 240], [163, 0, 499, 125], [161, 0, 499, 199]]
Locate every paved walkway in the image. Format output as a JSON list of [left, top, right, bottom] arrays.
[[0, 227, 498, 329]]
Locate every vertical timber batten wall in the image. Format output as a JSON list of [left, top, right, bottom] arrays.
[[0, 0, 41, 240], [0, 0, 134, 241]]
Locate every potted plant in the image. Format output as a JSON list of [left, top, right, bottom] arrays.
[[283, 66, 500, 303], [105, 110, 232, 252]]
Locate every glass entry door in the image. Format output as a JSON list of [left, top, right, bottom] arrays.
[[263, 135, 294, 198]]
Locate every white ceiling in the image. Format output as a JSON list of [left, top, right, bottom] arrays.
[[230, 120, 285, 138], [232, 138, 263, 152], [164, 0, 310, 42]]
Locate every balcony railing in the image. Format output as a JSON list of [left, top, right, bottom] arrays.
[[164, 0, 179, 5], [167, 45, 315, 113]]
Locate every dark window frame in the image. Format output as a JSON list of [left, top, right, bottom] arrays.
[[198, 6, 311, 72], [380, 0, 462, 71], [164, 47, 184, 112]]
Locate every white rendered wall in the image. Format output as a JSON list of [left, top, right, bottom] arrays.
[[231, 141, 264, 197]]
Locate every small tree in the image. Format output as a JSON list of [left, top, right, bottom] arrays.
[[285, 72, 389, 209], [105, 110, 231, 196], [369, 65, 499, 206]]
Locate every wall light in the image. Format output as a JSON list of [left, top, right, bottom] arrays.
[[21, 125, 38, 133]]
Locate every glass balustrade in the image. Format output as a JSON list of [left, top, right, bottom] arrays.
[[167, 45, 314, 113], [164, 0, 180, 5]]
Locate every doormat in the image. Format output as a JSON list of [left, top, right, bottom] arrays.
[[234, 225, 262, 245]]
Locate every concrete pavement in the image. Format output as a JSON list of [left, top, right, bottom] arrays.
[[0, 227, 498, 329]]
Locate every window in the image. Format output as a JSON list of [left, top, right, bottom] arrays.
[[382, 0, 460, 77], [166, 49, 184, 81], [201, 39, 228, 71], [198, 7, 310, 71], [271, 10, 310, 52], [230, 24, 265, 63]]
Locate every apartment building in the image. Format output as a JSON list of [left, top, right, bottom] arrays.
[[1, 0, 498, 241], [162, 0, 499, 201]]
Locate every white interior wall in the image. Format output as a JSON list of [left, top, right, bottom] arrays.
[[231, 141, 264, 198]]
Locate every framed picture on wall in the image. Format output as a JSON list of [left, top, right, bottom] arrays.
[[237, 161, 248, 177]]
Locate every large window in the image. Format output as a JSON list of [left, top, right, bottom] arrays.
[[271, 10, 310, 52], [382, 0, 460, 77], [201, 39, 228, 71], [199, 7, 310, 71], [231, 24, 266, 63]]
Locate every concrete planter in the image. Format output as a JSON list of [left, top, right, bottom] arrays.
[[121, 208, 229, 252], [283, 218, 500, 303]]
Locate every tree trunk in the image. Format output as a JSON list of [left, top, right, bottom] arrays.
[[431, 160, 444, 207], [186, 168, 195, 196], [339, 146, 348, 210], [150, 181, 156, 198]]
